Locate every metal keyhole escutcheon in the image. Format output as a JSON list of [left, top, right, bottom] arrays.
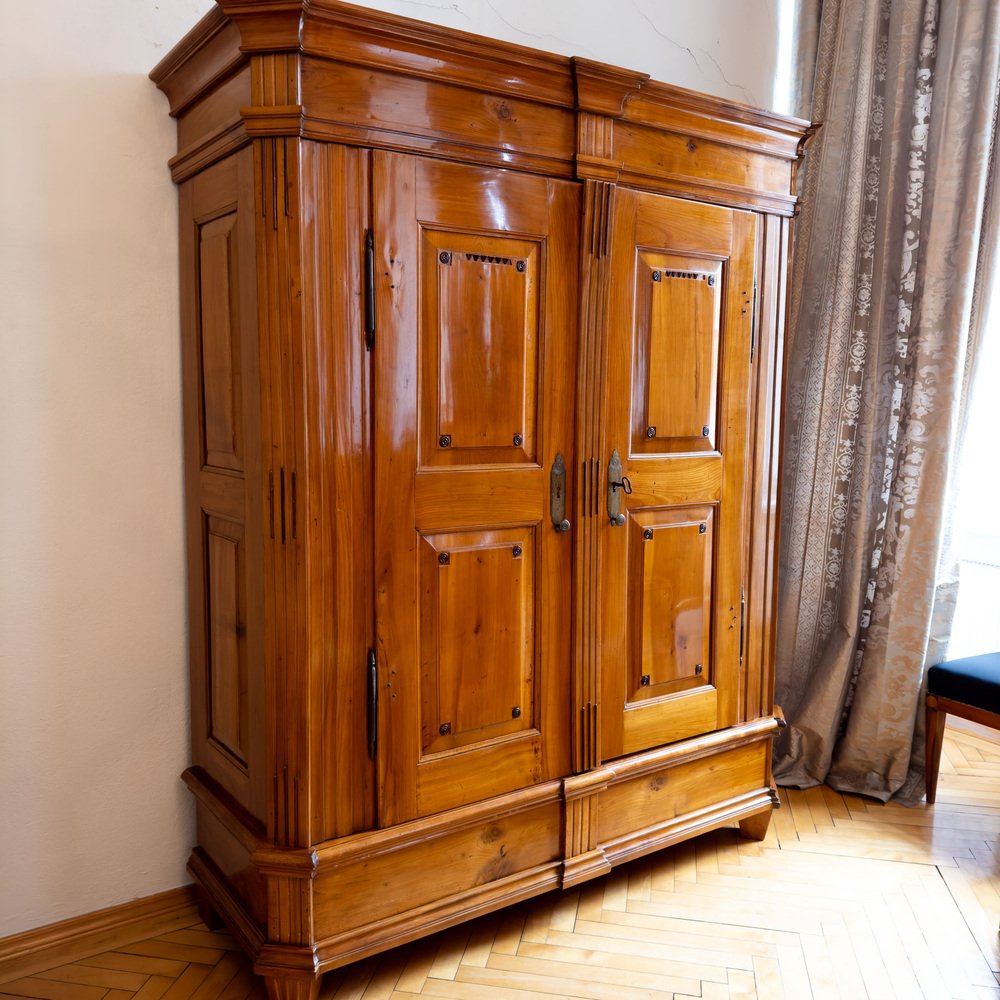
[[607, 449, 631, 526]]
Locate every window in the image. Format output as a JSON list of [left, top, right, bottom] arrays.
[[947, 290, 1000, 658]]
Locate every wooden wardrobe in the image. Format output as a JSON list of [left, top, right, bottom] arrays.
[[151, 5, 811, 997]]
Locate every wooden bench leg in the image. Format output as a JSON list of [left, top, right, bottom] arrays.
[[925, 696, 947, 805]]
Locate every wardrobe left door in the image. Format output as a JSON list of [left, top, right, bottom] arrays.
[[372, 152, 579, 826]]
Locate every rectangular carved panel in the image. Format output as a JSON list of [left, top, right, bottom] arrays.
[[312, 795, 563, 941], [613, 120, 793, 211], [420, 231, 539, 466], [204, 514, 248, 768], [198, 212, 243, 473], [439, 252, 530, 448], [628, 506, 714, 704], [596, 742, 768, 845], [419, 528, 535, 755], [632, 253, 722, 454]]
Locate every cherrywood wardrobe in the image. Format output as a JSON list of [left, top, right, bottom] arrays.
[[151, 4, 811, 997]]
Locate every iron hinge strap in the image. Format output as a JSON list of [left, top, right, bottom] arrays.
[[367, 647, 378, 761], [364, 229, 376, 351]]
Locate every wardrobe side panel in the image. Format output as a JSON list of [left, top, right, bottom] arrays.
[[181, 148, 266, 821], [744, 214, 789, 724]]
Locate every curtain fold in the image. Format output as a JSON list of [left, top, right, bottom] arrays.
[[775, 0, 1000, 800]]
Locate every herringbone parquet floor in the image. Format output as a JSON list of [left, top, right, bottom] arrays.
[[4, 724, 1000, 1000]]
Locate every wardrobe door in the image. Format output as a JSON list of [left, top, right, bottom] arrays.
[[599, 190, 756, 761], [373, 152, 578, 825]]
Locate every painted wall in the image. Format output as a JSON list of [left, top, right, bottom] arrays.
[[362, 0, 786, 110], [0, 0, 785, 938]]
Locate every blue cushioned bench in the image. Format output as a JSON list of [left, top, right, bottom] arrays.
[[926, 652, 1000, 803]]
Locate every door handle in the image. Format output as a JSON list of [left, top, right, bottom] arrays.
[[550, 453, 571, 533], [607, 449, 631, 526]]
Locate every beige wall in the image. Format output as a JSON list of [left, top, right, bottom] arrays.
[[0, 0, 786, 937], [363, 0, 787, 110]]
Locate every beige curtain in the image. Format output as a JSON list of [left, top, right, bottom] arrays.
[[775, 0, 1000, 800]]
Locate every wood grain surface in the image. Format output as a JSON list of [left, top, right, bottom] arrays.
[[4, 726, 1000, 999]]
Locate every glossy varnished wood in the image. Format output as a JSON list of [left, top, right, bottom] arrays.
[[7, 725, 1000, 999], [298, 141, 376, 842], [152, 4, 811, 996], [571, 179, 618, 778], [302, 58, 577, 179], [373, 153, 578, 825], [599, 191, 756, 761], [635, 258, 721, 454], [152, 3, 810, 209], [629, 505, 715, 699], [180, 147, 266, 820], [743, 214, 790, 727]]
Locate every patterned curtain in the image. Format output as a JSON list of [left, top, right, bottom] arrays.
[[775, 0, 1000, 800]]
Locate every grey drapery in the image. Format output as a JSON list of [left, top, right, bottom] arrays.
[[774, 0, 1000, 800]]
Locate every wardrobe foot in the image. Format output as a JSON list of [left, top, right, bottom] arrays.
[[264, 974, 321, 1000], [738, 808, 772, 842], [195, 887, 224, 931]]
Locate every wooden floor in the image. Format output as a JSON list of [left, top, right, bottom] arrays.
[[4, 725, 1000, 1000]]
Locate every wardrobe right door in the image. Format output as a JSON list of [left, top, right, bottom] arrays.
[[599, 190, 757, 761]]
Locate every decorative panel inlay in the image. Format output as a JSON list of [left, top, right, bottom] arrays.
[[205, 513, 248, 767], [627, 506, 714, 703], [419, 528, 535, 755], [632, 252, 722, 454], [420, 231, 539, 466], [198, 212, 243, 473]]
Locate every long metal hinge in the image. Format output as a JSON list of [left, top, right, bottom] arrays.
[[367, 647, 378, 761], [364, 229, 376, 351], [739, 586, 746, 666], [269, 467, 296, 543], [750, 282, 758, 364]]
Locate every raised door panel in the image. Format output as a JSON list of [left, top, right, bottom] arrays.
[[633, 256, 722, 454], [198, 212, 244, 473], [600, 190, 756, 761], [629, 507, 713, 698], [427, 237, 538, 461], [205, 514, 249, 767], [419, 528, 535, 754], [374, 153, 578, 824]]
